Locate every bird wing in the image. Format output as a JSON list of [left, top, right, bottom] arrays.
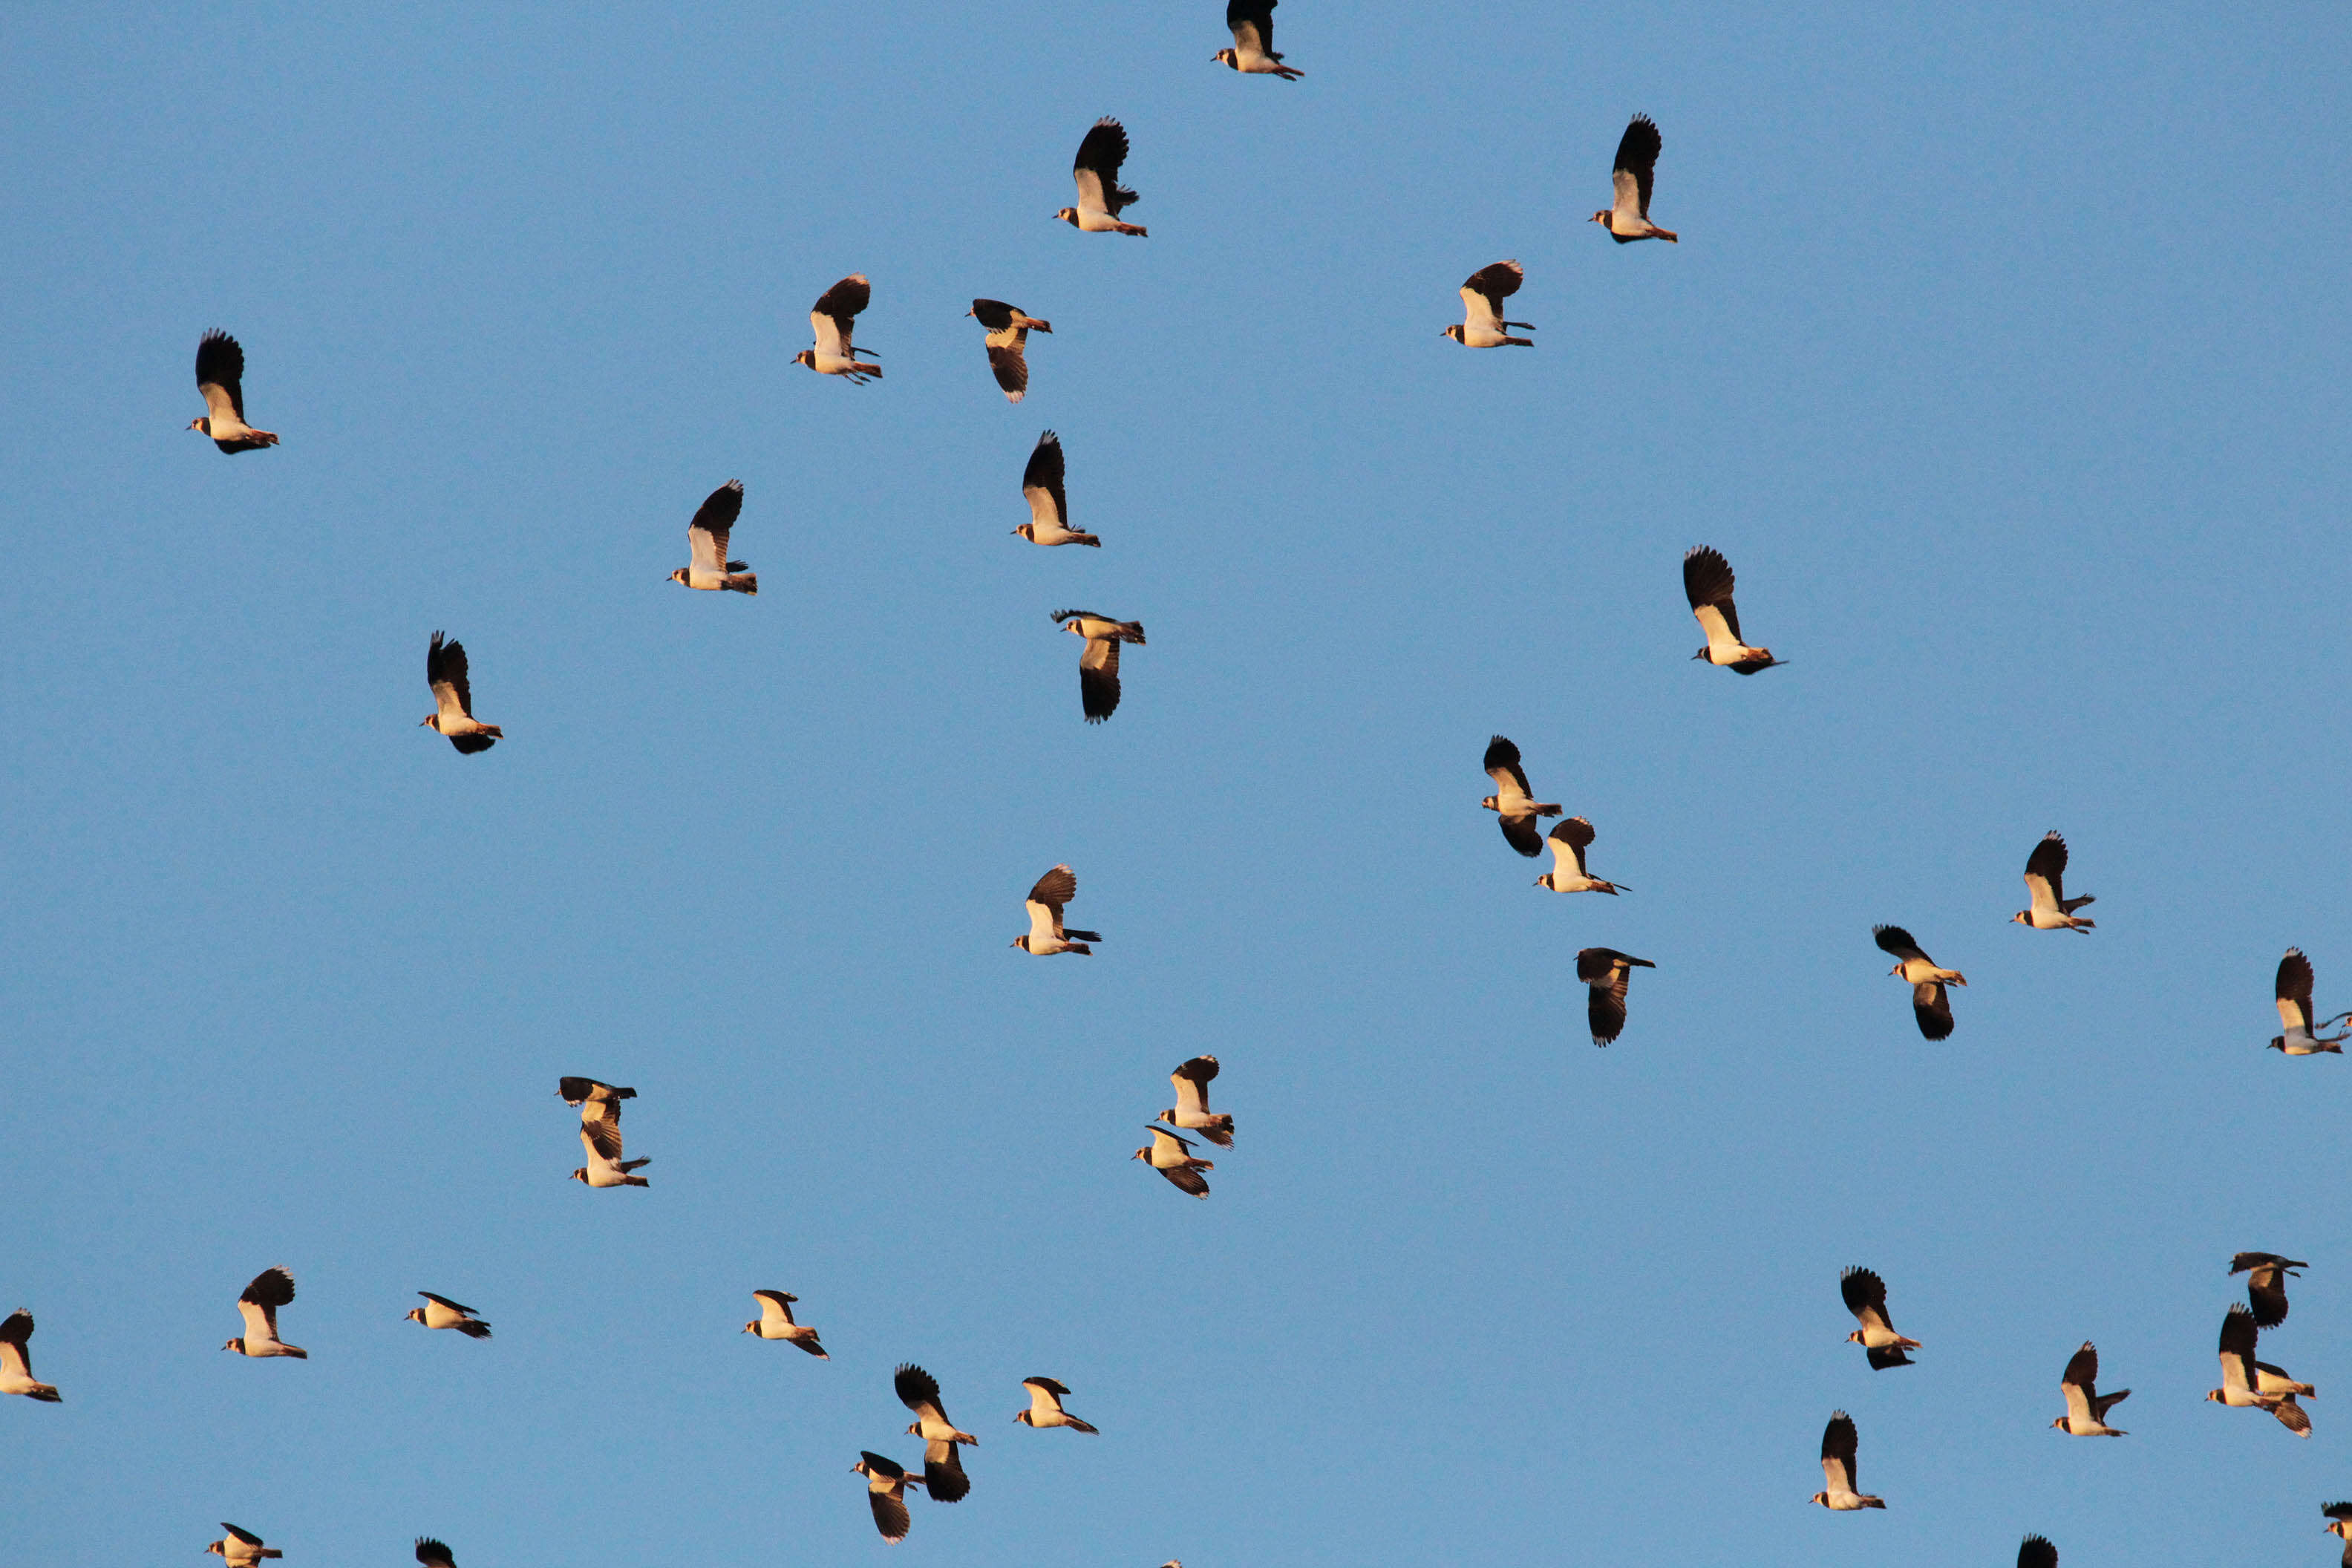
[[1873, 924, 1926, 963], [2218, 1306, 2260, 1390], [810, 275, 869, 359], [2278, 949, 2317, 1032], [1575, 950, 1644, 1045], [969, 298, 1018, 331], [752, 1290, 797, 1324], [2023, 832, 2068, 912], [2060, 1342, 2098, 1418], [195, 330, 249, 421], [1682, 546, 1746, 644], [1079, 636, 1122, 722], [2017, 1536, 2057, 1568], [1023, 431, 1066, 528], [989, 342, 1029, 400], [2248, 1268, 2293, 1329], [1073, 118, 1136, 215], [867, 1483, 912, 1543], [1613, 114, 1662, 219], [689, 480, 743, 574], [923, 1436, 971, 1502], [1027, 864, 1077, 921], [894, 1362, 953, 1425], [1159, 1161, 1211, 1197], [581, 1118, 626, 1166], [1150, 1124, 1197, 1157], [223, 1524, 266, 1548], [1820, 1412, 1860, 1492], [1172, 1056, 1218, 1117], [418, 1291, 476, 1316], [1024, 1377, 1068, 1417], [1840, 1267, 1891, 1330], [1459, 261, 1522, 331], [1482, 734, 1535, 804], [1912, 980, 1954, 1040], [1547, 817, 1594, 875], [427, 632, 475, 723], [1229, 1, 1275, 53], [414, 1540, 455, 1568]]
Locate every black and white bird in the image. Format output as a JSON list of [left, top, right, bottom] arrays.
[[852, 1451, 926, 1543], [2013, 832, 2095, 932], [405, 1292, 491, 1339], [2017, 1537, 2057, 1568], [189, 330, 279, 452], [568, 1080, 650, 1188], [2051, 1341, 2128, 1435], [1015, 1376, 1100, 1433], [414, 1541, 455, 1568], [1056, 118, 1147, 236], [668, 480, 757, 594], [794, 275, 880, 382], [1443, 261, 1534, 347], [1051, 609, 1145, 722], [743, 1290, 829, 1357], [1810, 1410, 1886, 1509], [223, 1267, 306, 1359], [1537, 818, 1626, 895], [1683, 547, 1782, 673], [558, 1076, 636, 1123], [1590, 115, 1678, 242], [1575, 948, 1655, 1047], [206, 1524, 284, 1565], [896, 1363, 977, 1503], [1480, 735, 1563, 857], [1215, 1, 1303, 77], [1012, 863, 1101, 956], [421, 632, 502, 754], [2324, 1501, 2352, 1565], [2206, 1304, 2312, 1435], [1136, 1124, 1213, 1197], [1839, 1267, 1921, 1369], [1013, 431, 1097, 547], [1874, 926, 1965, 1040], [2232, 1252, 2307, 1328], [0, 1310, 60, 1402], [2271, 949, 2350, 1054], [1161, 1056, 1234, 1147], [969, 300, 1053, 403]]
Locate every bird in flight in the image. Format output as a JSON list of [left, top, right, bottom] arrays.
[[852, 1451, 925, 1542], [2232, 1252, 2307, 1327], [0, 1310, 60, 1401], [421, 632, 502, 754], [405, 1292, 491, 1339], [1215, 1, 1303, 78], [2013, 832, 2095, 932], [1136, 1124, 1214, 1198], [969, 300, 1053, 403], [1683, 547, 1782, 673], [1012, 863, 1101, 956], [2270, 949, 2349, 1054], [1809, 1410, 1886, 1509], [1874, 925, 1964, 1040], [1161, 1056, 1234, 1147], [1444, 261, 1534, 347], [1014, 431, 1098, 546], [1052, 610, 1145, 722], [1015, 1376, 1101, 1433], [669, 480, 757, 594], [1591, 115, 1678, 242], [743, 1290, 829, 1357], [189, 330, 279, 452], [1480, 735, 1562, 857], [1575, 948, 1655, 1047], [896, 1362, 978, 1503], [223, 1267, 306, 1359], [794, 275, 880, 382], [1056, 118, 1147, 236], [2051, 1341, 2128, 1435], [1839, 1267, 1920, 1369], [206, 1523, 284, 1565], [1537, 817, 1625, 895], [2206, 1303, 2311, 1436]]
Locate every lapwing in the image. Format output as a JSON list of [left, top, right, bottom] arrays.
[[1444, 261, 1534, 347], [1161, 1056, 1234, 1147], [414, 1542, 455, 1568], [223, 1267, 305, 1359], [189, 330, 279, 452], [1537, 817, 1626, 895], [1810, 1410, 1886, 1509], [405, 1292, 490, 1339], [1840, 1267, 1920, 1369], [1480, 735, 1562, 857], [2206, 1304, 2311, 1435], [2051, 1342, 2128, 1435], [0, 1310, 59, 1401], [1875, 926, 1964, 1040], [1012, 863, 1100, 956], [1014, 1376, 1100, 1432], [970, 300, 1053, 403], [206, 1524, 284, 1564], [571, 1110, 650, 1188], [1056, 118, 1147, 235], [2232, 1252, 2307, 1328], [1136, 1124, 1213, 1198], [421, 632, 501, 754], [1684, 547, 1781, 673], [2271, 949, 2349, 1054], [2325, 1501, 2352, 1565], [744, 1290, 829, 1357], [852, 1451, 926, 1543], [1576, 948, 1655, 1046], [1215, 1, 1303, 77], [668, 480, 757, 594], [794, 275, 880, 382], [896, 1362, 977, 1503], [1052, 610, 1145, 722], [1013, 431, 1098, 546], [2018, 1538, 2057, 1568], [1591, 115, 1678, 242], [2013, 832, 2094, 931]]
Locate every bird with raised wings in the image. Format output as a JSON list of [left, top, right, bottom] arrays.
[[668, 480, 757, 594], [1537, 817, 1625, 895], [896, 1363, 976, 1503], [189, 330, 279, 452], [2270, 949, 2349, 1054], [206, 1524, 284, 1565], [405, 1292, 491, 1339], [569, 1082, 650, 1188], [1015, 1376, 1100, 1432], [0, 1310, 60, 1401], [1136, 1124, 1213, 1197], [1840, 1267, 1920, 1369], [852, 1451, 926, 1542], [420, 633, 501, 754], [794, 275, 880, 382], [969, 300, 1053, 403], [2013, 832, 2094, 931], [2051, 1341, 2128, 1435], [1480, 735, 1562, 857], [1012, 863, 1101, 956], [223, 1267, 305, 1359], [1056, 118, 1147, 235], [1683, 547, 1781, 673], [1013, 431, 1098, 546], [2232, 1252, 2307, 1327], [1591, 115, 1678, 242], [1444, 261, 1534, 347], [1161, 1056, 1234, 1147], [1051, 610, 1145, 722], [1576, 948, 1654, 1047], [743, 1290, 829, 1357], [2206, 1304, 2311, 1435], [1215, 1, 1303, 77], [1810, 1410, 1885, 1509], [1874, 926, 1964, 1040]]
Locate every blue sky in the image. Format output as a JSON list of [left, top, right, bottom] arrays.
[[6, 1, 2351, 1563]]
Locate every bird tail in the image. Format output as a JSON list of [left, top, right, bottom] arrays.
[[1065, 942, 1093, 956], [795, 1337, 829, 1358], [1071, 532, 1101, 546], [1023, 317, 1054, 333], [1200, 1117, 1235, 1148], [1596, 881, 1624, 895], [26, 1386, 59, 1402], [1275, 63, 1304, 79], [1535, 803, 1563, 816], [263, 1554, 284, 1560], [1862, 1497, 1886, 1509], [1065, 928, 1102, 943], [1066, 1415, 1101, 1434], [1503, 320, 1535, 330], [724, 572, 758, 594], [456, 1319, 493, 1339], [621, 1157, 652, 1172], [1117, 222, 1149, 237], [1502, 335, 1535, 347]]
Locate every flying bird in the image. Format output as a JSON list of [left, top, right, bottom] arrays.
[[1591, 114, 1678, 242], [1575, 948, 1655, 1047], [414, 1541, 455, 1568], [1683, 547, 1782, 673], [1015, 1376, 1100, 1432], [1443, 260, 1534, 347], [2051, 1341, 2128, 1435], [2325, 1502, 2352, 1565], [1135, 1124, 1213, 1198], [0, 1310, 59, 1402], [2013, 832, 2094, 932], [420, 633, 501, 754], [969, 300, 1053, 402], [1810, 1410, 1886, 1509], [1537, 817, 1626, 895], [896, 1363, 977, 1503], [206, 1524, 284, 1565], [852, 1451, 926, 1543], [1839, 1267, 1921, 1369], [1480, 735, 1562, 857], [1215, 1, 1303, 77], [1056, 118, 1147, 235], [794, 275, 880, 382], [189, 330, 279, 452], [405, 1292, 491, 1339], [572, 1110, 651, 1188], [1875, 926, 1965, 1040], [2270, 949, 2350, 1054], [1051, 609, 1145, 722], [223, 1267, 305, 1359], [2017, 1537, 2057, 1568], [1013, 431, 1097, 546], [1161, 1056, 1234, 1147], [668, 480, 757, 594], [2206, 1304, 2311, 1435], [743, 1290, 829, 1357], [1012, 863, 1101, 956], [2232, 1252, 2307, 1328]]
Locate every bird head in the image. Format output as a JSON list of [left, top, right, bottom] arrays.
[[1479, 794, 1500, 811], [1213, 48, 1236, 68], [1131, 1146, 1149, 1162], [850, 1458, 867, 1476], [1888, 961, 1904, 979], [1013, 524, 1033, 540], [2010, 910, 2031, 924], [1053, 208, 1080, 226], [1442, 325, 1465, 342], [1064, 619, 1085, 636], [791, 350, 816, 370], [668, 569, 688, 586], [2267, 1036, 2287, 1051], [2049, 1414, 2068, 1430], [742, 1320, 759, 1334], [189, 416, 211, 434], [220, 1338, 241, 1353], [2204, 1388, 2224, 1403], [1692, 647, 1708, 661], [1010, 935, 1028, 951], [1159, 1106, 1176, 1124], [904, 1420, 922, 1437], [567, 1167, 588, 1183], [1013, 1409, 1032, 1425], [206, 1543, 226, 1558], [420, 714, 439, 731], [1808, 1492, 1829, 1507], [1843, 1330, 1864, 1345], [405, 1308, 425, 1324], [1590, 211, 1611, 226]]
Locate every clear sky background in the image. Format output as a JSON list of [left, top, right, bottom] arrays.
[[6, 1, 2351, 1564]]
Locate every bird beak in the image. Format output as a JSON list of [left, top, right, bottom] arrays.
[[418, 716, 431, 726], [1690, 650, 1704, 660]]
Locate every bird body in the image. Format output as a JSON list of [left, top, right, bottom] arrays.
[[1874, 925, 1964, 1040], [1537, 817, 1624, 895], [2052, 1342, 2128, 1434], [852, 1451, 925, 1542], [223, 1267, 306, 1358], [1014, 431, 1098, 546], [895, 1363, 977, 1503], [1683, 547, 1780, 672], [189, 330, 278, 451], [795, 275, 880, 381], [1013, 863, 1101, 956], [0, 1310, 60, 1401], [744, 1290, 829, 1356], [1216, 1, 1303, 76], [421, 632, 502, 754], [1135, 1124, 1213, 1198], [2013, 832, 2094, 931], [1051, 610, 1145, 722], [1839, 1267, 1920, 1367], [1057, 119, 1147, 235], [1015, 1375, 1100, 1432], [405, 1292, 491, 1339], [1575, 948, 1654, 1046], [1810, 1410, 1885, 1509], [1445, 261, 1534, 347], [970, 300, 1053, 403], [2208, 1304, 2311, 1434], [1161, 1055, 1234, 1146], [2271, 949, 2349, 1053], [1592, 115, 1678, 242], [1480, 735, 1562, 857], [669, 480, 757, 593], [207, 1524, 284, 1564]]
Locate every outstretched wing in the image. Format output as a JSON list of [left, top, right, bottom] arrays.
[[811, 275, 871, 358], [689, 480, 744, 575], [2278, 948, 2317, 1033], [195, 330, 249, 420], [1073, 118, 1138, 216], [2023, 832, 2069, 912], [1613, 114, 1663, 219], [1023, 431, 1066, 527], [427, 631, 475, 721], [1682, 546, 1745, 647]]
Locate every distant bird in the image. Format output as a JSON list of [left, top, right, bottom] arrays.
[[1012, 863, 1101, 956], [1591, 114, 1678, 242], [794, 275, 880, 382], [896, 1363, 977, 1503], [667, 480, 757, 594], [405, 1292, 491, 1340], [743, 1290, 829, 1357], [206, 1524, 284, 1564], [1052, 609, 1146, 722], [1480, 735, 1563, 857], [0, 1310, 59, 1402], [1575, 948, 1655, 1047], [2013, 832, 2094, 932], [223, 1267, 305, 1359], [414, 1541, 455, 1568], [2232, 1252, 2307, 1328], [1874, 926, 1965, 1041], [1537, 817, 1626, 895], [1135, 1124, 1213, 1198], [2271, 949, 2350, 1054], [2207, 1304, 2311, 1435], [852, 1451, 926, 1543], [2017, 1537, 2057, 1568], [1810, 1410, 1886, 1509], [1015, 1376, 1100, 1432], [1840, 1267, 1921, 1369], [1683, 547, 1782, 673], [2051, 1341, 2128, 1435], [1013, 431, 1097, 546], [2325, 1501, 2352, 1565], [572, 1108, 651, 1187], [1215, 1, 1303, 77], [1056, 118, 1147, 236], [969, 300, 1053, 403], [1444, 261, 1534, 347], [189, 330, 279, 452], [422, 632, 502, 754], [1161, 1056, 1234, 1147]]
